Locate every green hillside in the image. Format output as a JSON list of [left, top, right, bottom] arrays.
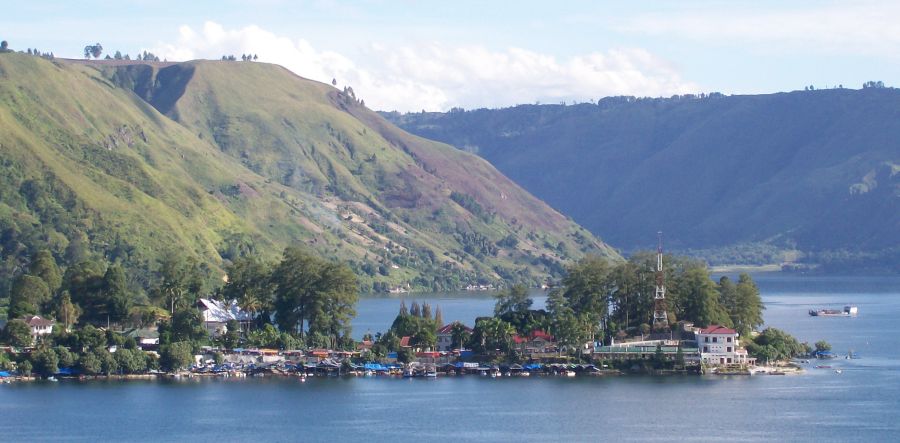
[[0, 53, 617, 301], [385, 91, 900, 273]]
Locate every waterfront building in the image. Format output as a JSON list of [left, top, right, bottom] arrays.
[[695, 325, 752, 366], [22, 315, 54, 343], [594, 341, 701, 365]]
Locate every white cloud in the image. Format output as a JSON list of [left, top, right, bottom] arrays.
[[620, 2, 900, 56], [152, 22, 698, 112]]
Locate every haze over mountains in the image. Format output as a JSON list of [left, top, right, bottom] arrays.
[[0, 53, 617, 298], [385, 90, 900, 273]]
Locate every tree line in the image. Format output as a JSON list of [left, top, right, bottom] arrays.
[[363, 253, 768, 363], [1, 245, 359, 373]]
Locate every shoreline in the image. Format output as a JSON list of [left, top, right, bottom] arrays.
[[2, 365, 809, 384]]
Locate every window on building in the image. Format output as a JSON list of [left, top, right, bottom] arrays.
[[727, 347, 732, 352], [705, 337, 709, 343], [727, 337, 733, 343], [727, 358, 732, 364], [703, 346, 709, 353], [713, 337, 718, 343]]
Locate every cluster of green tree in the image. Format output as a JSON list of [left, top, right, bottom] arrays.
[[2, 244, 359, 368], [145, 246, 359, 363], [219, 54, 258, 62], [0, 324, 159, 377], [370, 301, 443, 362], [431, 255, 763, 361], [105, 50, 160, 61], [681, 242, 788, 266], [0, 41, 51, 58], [744, 328, 811, 364], [449, 191, 493, 223], [83, 43, 103, 59], [24, 48, 54, 59], [544, 254, 764, 345]]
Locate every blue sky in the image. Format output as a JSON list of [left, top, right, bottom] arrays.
[[5, 1, 898, 111]]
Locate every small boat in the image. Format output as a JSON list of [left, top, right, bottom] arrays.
[[47, 376, 58, 382], [809, 305, 858, 317], [565, 370, 576, 377], [815, 365, 832, 369], [834, 369, 843, 374]]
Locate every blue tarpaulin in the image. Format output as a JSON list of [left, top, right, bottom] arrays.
[[0, 371, 10, 377]]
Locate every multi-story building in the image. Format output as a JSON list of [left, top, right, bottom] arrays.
[[436, 322, 472, 352], [22, 315, 55, 343], [696, 325, 751, 366]]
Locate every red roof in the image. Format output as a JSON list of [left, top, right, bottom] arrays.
[[416, 351, 441, 358], [399, 336, 411, 348], [699, 325, 737, 335], [436, 322, 473, 334], [513, 330, 554, 344]]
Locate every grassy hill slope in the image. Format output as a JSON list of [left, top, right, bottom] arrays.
[[385, 91, 900, 273], [0, 53, 617, 299]]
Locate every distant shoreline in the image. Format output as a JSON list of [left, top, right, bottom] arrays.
[[709, 264, 783, 273]]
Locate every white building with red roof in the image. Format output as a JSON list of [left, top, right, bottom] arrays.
[[436, 322, 473, 351], [696, 325, 751, 366]]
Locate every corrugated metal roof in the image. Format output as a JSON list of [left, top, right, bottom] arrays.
[[198, 298, 254, 322]]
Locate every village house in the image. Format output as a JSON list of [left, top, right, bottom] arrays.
[[513, 330, 555, 354], [196, 298, 254, 337], [695, 325, 752, 366], [122, 327, 160, 350], [22, 315, 54, 343], [436, 322, 473, 352]]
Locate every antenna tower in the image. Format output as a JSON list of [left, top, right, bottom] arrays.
[[652, 231, 669, 330]]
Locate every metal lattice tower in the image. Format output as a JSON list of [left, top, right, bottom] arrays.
[[652, 231, 669, 330]]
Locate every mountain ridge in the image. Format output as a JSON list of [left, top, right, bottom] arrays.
[[384, 90, 900, 273]]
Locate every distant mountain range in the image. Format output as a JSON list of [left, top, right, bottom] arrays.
[[384, 90, 900, 273], [0, 53, 617, 298]]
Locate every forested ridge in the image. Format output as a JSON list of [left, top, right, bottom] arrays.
[[386, 88, 900, 273]]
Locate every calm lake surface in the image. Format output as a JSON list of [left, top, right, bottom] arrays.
[[2, 274, 899, 442]]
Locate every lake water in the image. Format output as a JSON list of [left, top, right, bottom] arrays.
[[2, 274, 899, 442]]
